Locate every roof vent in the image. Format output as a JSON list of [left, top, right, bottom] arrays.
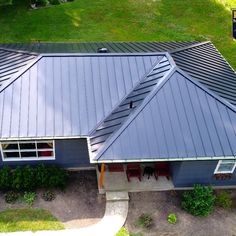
[[97, 48, 109, 53]]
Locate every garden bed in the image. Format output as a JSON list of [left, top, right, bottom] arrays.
[[124, 190, 236, 236], [0, 170, 106, 230]]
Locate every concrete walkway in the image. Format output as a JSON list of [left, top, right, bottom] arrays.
[[0, 191, 129, 236]]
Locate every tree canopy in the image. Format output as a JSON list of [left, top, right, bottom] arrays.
[[0, 0, 12, 6]]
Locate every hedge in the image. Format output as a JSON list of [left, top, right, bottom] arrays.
[[0, 164, 67, 191]]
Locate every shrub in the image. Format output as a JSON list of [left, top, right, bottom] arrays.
[[116, 227, 129, 236], [36, 0, 48, 6], [42, 190, 56, 201], [181, 184, 215, 216], [135, 213, 153, 229], [23, 192, 37, 206], [35, 164, 67, 189], [215, 191, 232, 209], [49, 0, 61, 5], [5, 191, 19, 204], [167, 213, 177, 224], [21, 165, 36, 190], [35, 164, 50, 188], [47, 166, 67, 189], [0, 166, 12, 190], [0, 165, 67, 191], [11, 166, 23, 191]]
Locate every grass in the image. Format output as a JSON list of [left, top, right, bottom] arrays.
[[0, 0, 236, 69], [0, 208, 64, 232]]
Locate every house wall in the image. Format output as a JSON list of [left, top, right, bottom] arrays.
[[170, 160, 236, 187], [0, 139, 92, 168]]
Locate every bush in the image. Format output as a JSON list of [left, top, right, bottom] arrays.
[[167, 213, 177, 224], [42, 190, 56, 201], [0, 166, 12, 190], [11, 166, 23, 191], [47, 166, 67, 189], [21, 165, 36, 190], [49, 0, 61, 5], [215, 191, 232, 209], [5, 191, 19, 204], [23, 192, 37, 206], [0, 165, 67, 191], [35, 164, 67, 189], [35, 164, 50, 188], [12, 165, 36, 191], [135, 213, 153, 229], [182, 184, 215, 216], [35, 0, 48, 6]]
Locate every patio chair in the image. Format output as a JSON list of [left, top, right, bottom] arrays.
[[126, 164, 141, 182], [154, 162, 170, 180], [108, 164, 124, 172]]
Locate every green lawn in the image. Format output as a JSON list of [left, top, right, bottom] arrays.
[[0, 208, 64, 232], [0, 0, 236, 69]]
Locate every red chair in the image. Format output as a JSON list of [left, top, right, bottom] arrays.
[[108, 164, 124, 172], [154, 162, 170, 180], [126, 164, 141, 182]]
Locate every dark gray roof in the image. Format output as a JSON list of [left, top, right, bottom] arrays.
[[89, 55, 172, 157], [0, 47, 38, 91], [0, 41, 198, 53], [171, 42, 236, 106], [95, 69, 236, 162], [0, 53, 162, 139], [1, 41, 236, 163]]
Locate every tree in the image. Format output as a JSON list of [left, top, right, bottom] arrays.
[[0, 0, 12, 6]]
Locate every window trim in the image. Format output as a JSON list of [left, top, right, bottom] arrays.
[[214, 160, 236, 174], [0, 140, 55, 161]]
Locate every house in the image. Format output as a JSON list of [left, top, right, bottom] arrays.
[[1, 41, 236, 191]]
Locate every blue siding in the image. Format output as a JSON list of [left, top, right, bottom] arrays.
[[170, 161, 236, 187], [0, 139, 91, 168]]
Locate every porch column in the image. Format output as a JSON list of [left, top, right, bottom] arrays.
[[99, 163, 105, 189]]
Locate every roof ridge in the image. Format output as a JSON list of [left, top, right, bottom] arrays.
[[0, 46, 38, 56], [175, 67, 236, 114], [92, 63, 176, 162], [169, 41, 210, 54]]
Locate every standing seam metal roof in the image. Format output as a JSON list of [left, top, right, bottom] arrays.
[[171, 42, 236, 106], [95, 68, 236, 162], [1, 41, 236, 163], [0, 47, 38, 90], [89, 55, 172, 156], [0, 53, 162, 139], [0, 41, 199, 53]]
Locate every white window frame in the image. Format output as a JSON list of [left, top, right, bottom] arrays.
[[0, 140, 55, 161], [214, 160, 236, 174]]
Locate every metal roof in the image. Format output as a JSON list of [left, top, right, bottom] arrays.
[[0, 53, 162, 139], [95, 69, 236, 162], [1, 41, 236, 163], [89, 55, 172, 156], [0, 47, 38, 91], [171, 42, 236, 106], [0, 41, 198, 53]]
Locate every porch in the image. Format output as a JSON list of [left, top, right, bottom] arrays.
[[97, 163, 174, 193]]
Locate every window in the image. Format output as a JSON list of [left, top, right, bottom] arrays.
[[0, 140, 55, 161], [214, 160, 236, 174]]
